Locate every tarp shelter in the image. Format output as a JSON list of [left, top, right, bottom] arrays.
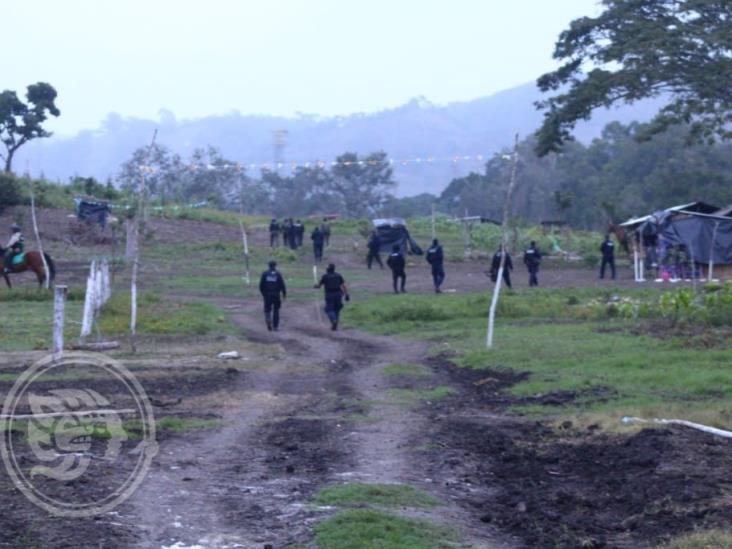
[[620, 202, 732, 279], [75, 197, 111, 228], [372, 218, 423, 255]]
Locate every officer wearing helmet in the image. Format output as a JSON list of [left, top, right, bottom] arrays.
[[3, 224, 23, 274]]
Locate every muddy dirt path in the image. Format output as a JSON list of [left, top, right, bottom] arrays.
[[124, 295, 506, 548]]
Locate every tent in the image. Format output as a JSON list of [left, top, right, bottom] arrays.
[[371, 218, 423, 255], [620, 202, 732, 280], [74, 197, 111, 228]]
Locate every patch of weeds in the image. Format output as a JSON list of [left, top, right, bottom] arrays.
[[314, 509, 456, 549], [387, 386, 456, 406], [663, 529, 732, 549], [155, 416, 220, 432], [98, 293, 232, 336], [382, 363, 433, 377], [313, 482, 441, 508]]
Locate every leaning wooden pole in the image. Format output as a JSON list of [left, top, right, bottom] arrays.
[[487, 134, 520, 350], [28, 180, 50, 289], [130, 129, 157, 353], [238, 176, 251, 285]]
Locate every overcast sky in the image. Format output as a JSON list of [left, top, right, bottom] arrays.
[[7, 0, 600, 136]]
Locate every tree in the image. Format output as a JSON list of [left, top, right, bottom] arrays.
[[118, 143, 185, 200], [535, 0, 732, 156], [329, 152, 396, 217], [0, 83, 60, 172]]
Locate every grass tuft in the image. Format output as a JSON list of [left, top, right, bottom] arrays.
[[313, 482, 441, 508]]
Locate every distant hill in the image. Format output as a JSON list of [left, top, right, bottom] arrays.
[[17, 82, 664, 196]]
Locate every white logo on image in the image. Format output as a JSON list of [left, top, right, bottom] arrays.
[[1, 352, 158, 517]]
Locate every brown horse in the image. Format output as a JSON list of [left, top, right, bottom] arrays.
[[607, 222, 630, 254], [0, 248, 56, 288]]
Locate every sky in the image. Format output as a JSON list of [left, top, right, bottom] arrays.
[[6, 0, 601, 136]]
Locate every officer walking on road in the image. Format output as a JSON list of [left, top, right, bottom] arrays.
[[269, 219, 280, 247], [523, 240, 542, 287], [367, 231, 384, 269], [599, 234, 616, 279], [490, 246, 513, 289], [425, 238, 445, 293], [259, 260, 287, 331], [314, 263, 350, 331], [311, 226, 325, 263], [387, 244, 407, 294]]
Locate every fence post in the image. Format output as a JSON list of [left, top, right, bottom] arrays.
[[53, 285, 67, 360]]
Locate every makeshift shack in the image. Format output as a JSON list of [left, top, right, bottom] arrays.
[[371, 218, 423, 255], [75, 197, 111, 228], [620, 202, 732, 280]]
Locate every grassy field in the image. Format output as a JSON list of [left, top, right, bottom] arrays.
[[344, 287, 732, 429]]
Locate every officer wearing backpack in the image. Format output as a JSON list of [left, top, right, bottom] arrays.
[[314, 263, 350, 331], [259, 260, 287, 331], [425, 238, 445, 293], [523, 240, 542, 287]]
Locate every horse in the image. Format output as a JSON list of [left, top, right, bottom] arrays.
[[0, 247, 56, 289], [607, 222, 630, 254]]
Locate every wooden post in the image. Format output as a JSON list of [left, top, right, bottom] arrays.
[[463, 208, 470, 257], [53, 285, 67, 360], [431, 204, 437, 241], [125, 219, 138, 261], [130, 129, 157, 353], [28, 180, 50, 289], [80, 260, 97, 341], [487, 134, 520, 350], [708, 220, 720, 282], [237, 179, 251, 285]]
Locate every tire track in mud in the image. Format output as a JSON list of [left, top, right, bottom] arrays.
[[124, 296, 507, 548]]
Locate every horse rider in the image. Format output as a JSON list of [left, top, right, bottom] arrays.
[[490, 245, 513, 289], [523, 240, 542, 287], [3, 224, 24, 274], [314, 263, 350, 331], [425, 238, 445, 293], [600, 234, 616, 279], [259, 260, 287, 331], [387, 244, 407, 294]]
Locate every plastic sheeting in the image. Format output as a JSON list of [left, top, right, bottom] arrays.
[[653, 215, 732, 264], [371, 219, 423, 255], [75, 198, 110, 228]]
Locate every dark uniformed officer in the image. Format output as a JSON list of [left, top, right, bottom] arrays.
[[259, 260, 287, 331], [425, 238, 445, 293], [282, 219, 292, 248], [311, 226, 325, 263], [490, 246, 513, 289], [269, 219, 280, 247], [387, 244, 407, 294], [315, 263, 350, 331], [523, 240, 542, 287], [321, 219, 332, 247], [600, 235, 616, 279], [367, 231, 384, 269], [294, 219, 305, 247]]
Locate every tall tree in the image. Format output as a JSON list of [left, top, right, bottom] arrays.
[[0, 83, 60, 172], [329, 151, 396, 217], [535, 0, 732, 156]]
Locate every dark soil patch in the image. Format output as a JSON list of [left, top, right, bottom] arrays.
[[417, 356, 732, 548]]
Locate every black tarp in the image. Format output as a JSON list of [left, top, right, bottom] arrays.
[[372, 218, 423, 255], [639, 209, 732, 264], [75, 198, 110, 228], [660, 216, 732, 264]]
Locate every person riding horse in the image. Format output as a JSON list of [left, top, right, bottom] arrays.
[[3, 224, 24, 274]]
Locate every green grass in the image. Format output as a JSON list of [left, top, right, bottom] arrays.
[[98, 292, 232, 336], [314, 509, 457, 549], [155, 416, 220, 432], [314, 483, 441, 508], [345, 289, 732, 428], [387, 386, 456, 406], [382, 363, 433, 377], [0, 300, 84, 351], [663, 529, 732, 549]]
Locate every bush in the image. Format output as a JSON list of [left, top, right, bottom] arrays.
[[0, 173, 23, 211]]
